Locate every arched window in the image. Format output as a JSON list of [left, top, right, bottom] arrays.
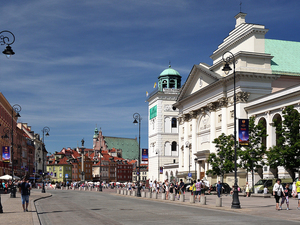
[[171, 118, 177, 128], [258, 118, 267, 148], [273, 114, 282, 146], [169, 79, 175, 88], [162, 80, 167, 88], [172, 141, 177, 151]]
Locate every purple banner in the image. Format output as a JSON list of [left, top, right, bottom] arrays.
[[142, 148, 148, 162], [2, 146, 10, 163], [239, 119, 249, 146]]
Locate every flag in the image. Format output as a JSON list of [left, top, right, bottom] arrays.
[[154, 82, 157, 88], [146, 91, 148, 97]]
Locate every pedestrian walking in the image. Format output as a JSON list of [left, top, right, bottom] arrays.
[[273, 178, 284, 211], [216, 181, 223, 198], [195, 179, 201, 202], [245, 182, 250, 197], [19, 177, 31, 212], [178, 179, 185, 200], [280, 183, 290, 210]]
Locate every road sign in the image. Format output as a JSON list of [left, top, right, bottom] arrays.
[[188, 173, 192, 178], [65, 174, 68, 178]]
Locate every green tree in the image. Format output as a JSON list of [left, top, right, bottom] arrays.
[[206, 133, 239, 181], [266, 105, 300, 180], [239, 117, 267, 174]]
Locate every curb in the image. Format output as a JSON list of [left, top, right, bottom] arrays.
[[32, 194, 52, 225]]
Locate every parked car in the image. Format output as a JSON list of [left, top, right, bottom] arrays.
[[211, 182, 231, 194]]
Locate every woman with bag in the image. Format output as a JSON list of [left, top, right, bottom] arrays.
[[273, 178, 284, 211]]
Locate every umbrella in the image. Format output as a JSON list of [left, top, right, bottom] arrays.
[[0, 175, 21, 180]]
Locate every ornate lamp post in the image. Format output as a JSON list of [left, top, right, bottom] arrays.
[[250, 151, 255, 195], [194, 158, 197, 180], [0, 30, 15, 213], [222, 51, 241, 209], [0, 30, 15, 58], [41, 127, 50, 193], [133, 113, 141, 197], [99, 147, 102, 191], [10, 104, 21, 198]]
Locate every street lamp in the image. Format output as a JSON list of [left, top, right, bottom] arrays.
[[0, 30, 15, 58], [41, 126, 50, 193], [10, 104, 21, 198], [99, 147, 102, 191], [185, 141, 191, 182], [194, 158, 197, 180], [156, 149, 160, 182], [0, 30, 15, 213], [222, 51, 241, 209], [250, 151, 255, 195], [133, 112, 141, 197]]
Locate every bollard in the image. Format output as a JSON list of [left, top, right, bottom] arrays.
[[180, 194, 185, 202], [141, 192, 146, 197], [66, 187, 68, 190], [161, 193, 166, 200], [152, 192, 158, 199], [170, 193, 175, 201], [216, 197, 222, 207], [72, 187, 75, 190], [79, 187, 81, 191], [127, 191, 131, 196], [84, 187, 86, 191], [38, 186, 40, 189], [89, 187, 92, 191], [200, 196, 206, 205], [190, 195, 195, 203], [61, 187, 63, 190], [132, 190, 137, 196], [147, 192, 152, 198], [117, 189, 120, 194], [121, 190, 124, 195]]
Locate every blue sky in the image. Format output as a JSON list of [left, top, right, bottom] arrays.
[[0, 0, 299, 154]]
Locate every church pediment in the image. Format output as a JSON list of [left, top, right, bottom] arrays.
[[177, 64, 221, 102]]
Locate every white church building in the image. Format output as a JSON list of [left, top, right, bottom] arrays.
[[148, 12, 300, 188]]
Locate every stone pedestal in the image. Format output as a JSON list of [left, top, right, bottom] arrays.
[[216, 197, 222, 207], [200, 196, 206, 205], [132, 191, 136, 196], [66, 187, 68, 190], [84, 187, 86, 191], [147, 192, 152, 198], [190, 195, 195, 203], [61, 187, 63, 190], [170, 193, 175, 201], [161, 193, 166, 200], [152, 192, 158, 199], [79, 187, 81, 191], [141, 192, 146, 197], [127, 191, 131, 196], [124, 190, 127, 195], [116, 189, 120, 194], [180, 195, 185, 202], [38, 186, 40, 189], [72, 187, 75, 190], [121, 190, 124, 195]]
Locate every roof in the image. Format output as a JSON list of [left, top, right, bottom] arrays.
[[159, 65, 181, 77], [265, 39, 300, 76], [104, 136, 139, 160]]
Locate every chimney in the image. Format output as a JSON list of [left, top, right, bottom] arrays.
[[234, 12, 247, 28]]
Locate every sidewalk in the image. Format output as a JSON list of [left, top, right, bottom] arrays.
[[0, 189, 51, 225], [114, 189, 300, 222]]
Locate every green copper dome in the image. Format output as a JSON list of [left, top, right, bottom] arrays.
[[93, 127, 99, 139], [159, 65, 181, 77]]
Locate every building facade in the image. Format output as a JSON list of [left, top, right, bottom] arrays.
[[147, 66, 181, 182], [173, 12, 300, 187]]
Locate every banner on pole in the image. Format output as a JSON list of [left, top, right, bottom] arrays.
[[2, 146, 10, 163], [142, 148, 148, 162], [239, 119, 249, 146]]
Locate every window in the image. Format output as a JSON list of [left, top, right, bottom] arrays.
[[53, 167, 56, 171], [59, 167, 62, 171], [59, 173, 62, 178], [172, 142, 177, 151], [171, 118, 177, 128]]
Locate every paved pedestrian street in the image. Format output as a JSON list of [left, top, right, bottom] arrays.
[[2, 188, 300, 225]]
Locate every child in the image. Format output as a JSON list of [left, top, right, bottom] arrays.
[[263, 185, 268, 194], [280, 183, 290, 210]]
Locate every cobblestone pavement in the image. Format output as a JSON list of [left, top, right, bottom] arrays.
[[1, 187, 300, 224]]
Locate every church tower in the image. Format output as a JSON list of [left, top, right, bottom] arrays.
[[147, 65, 181, 182]]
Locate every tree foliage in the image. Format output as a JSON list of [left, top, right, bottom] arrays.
[[206, 133, 237, 178], [266, 105, 300, 180]]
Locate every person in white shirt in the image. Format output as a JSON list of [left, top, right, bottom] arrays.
[[273, 179, 284, 211]]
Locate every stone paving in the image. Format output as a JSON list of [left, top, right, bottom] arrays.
[[1, 187, 300, 224]]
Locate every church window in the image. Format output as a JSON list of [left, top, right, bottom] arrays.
[[171, 142, 177, 151], [169, 79, 175, 88], [162, 80, 167, 88], [171, 118, 177, 128]]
